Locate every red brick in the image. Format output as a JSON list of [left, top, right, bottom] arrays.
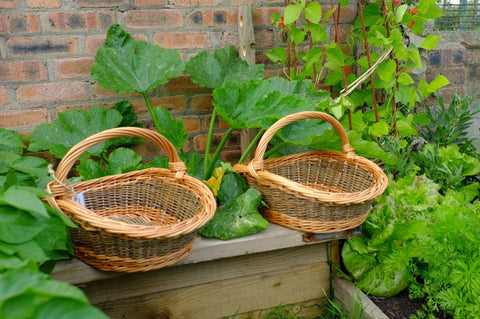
[[7, 37, 78, 57], [26, 0, 60, 8], [324, 4, 357, 23], [0, 107, 51, 131], [0, 61, 48, 82], [231, 0, 255, 5], [75, 0, 128, 8], [91, 83, 141, 98], [54, 57, 94, 79], [254, 29, 274, 49], [180, 115, 201, 132], [203, 115, 228, 129], [17, 81, 88, 104], [0, 0, 18, 9], [130, 95, 187, 115], [0, 14, 41, 34], [191, 94, 213, 112], [0, 86, 9, 105], [85, 35, 106, 55], [134, 0, 163, 5], [253, 7, 283, 26], [164, 75, 210, 93], [124, 10, 183, 29], [194, 132, 225, 152], [330, 24, 351, 44], [188, 9, 238, 27], [46, 12, 115, 31], [154, 32, 212, 50], [221, 31, 238, 48], [167, 0, 218, 6]]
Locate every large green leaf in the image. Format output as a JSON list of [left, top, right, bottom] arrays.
[[27, 106, 123, 159], [0, 206, 44, 244], [199, 188, 269, 240], [213, 77, 327, 130], [185, 45, 264, 89], [0, 128, 24, 155], [0, 269, 108, 319], [91, 24, 185, 94], [151, 107, 188, 150], [1, 188, 48, 218]]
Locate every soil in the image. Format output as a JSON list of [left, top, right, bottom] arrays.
[[369, 290, 454, 319]]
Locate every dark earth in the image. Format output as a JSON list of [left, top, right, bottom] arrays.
[[370, 290, 454, 319]]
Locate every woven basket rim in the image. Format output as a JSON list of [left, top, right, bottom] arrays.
[[234, 150, 387, 205], [47, 167, 216, 239]]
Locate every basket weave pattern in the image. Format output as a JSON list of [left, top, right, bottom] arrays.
[[46, 127, 216, 272], [234, 111, 388, 234]]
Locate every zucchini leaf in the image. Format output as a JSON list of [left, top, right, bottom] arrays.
[[0, 128, 24, 155], [91, 24, 185, 94], [185, 45, 264, 89], [213, 77, 326, 130], [27, 106, 123, 159], [151, 107, 188, 150], [199, 187, 268, 240]]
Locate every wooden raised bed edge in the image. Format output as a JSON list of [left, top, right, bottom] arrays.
[[333, 277, 389, 319]]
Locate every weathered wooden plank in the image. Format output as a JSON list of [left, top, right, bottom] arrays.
[[234, 299, 327, 319], [238, 5, 258, 162], [52, 223, 318, 285], [80, 244, 327, 305], [94, 262, 330, 319]]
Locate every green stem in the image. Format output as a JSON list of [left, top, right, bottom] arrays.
[[238, 128, 266, 164], [142, 92, 163, 133], [204, 109, 217, 175], [204, 127, 233, 179], [264, 142, 286, 159]]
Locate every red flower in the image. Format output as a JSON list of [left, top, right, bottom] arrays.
[[409, 21, 416, 29], [393, 0, 401, 7], [279, 21, 285, 29], [412, 8, 419, 14]]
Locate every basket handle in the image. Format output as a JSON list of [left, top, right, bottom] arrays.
[[249, 111, 355, 173], [53, 127, 186, 183]]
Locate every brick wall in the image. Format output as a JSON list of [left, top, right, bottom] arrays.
[[421, 30, 480, 149], [0, 0, 357, 160]]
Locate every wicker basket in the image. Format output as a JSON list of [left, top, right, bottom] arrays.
[[233, 111, 388, 234], [46, 127, 216, 272]]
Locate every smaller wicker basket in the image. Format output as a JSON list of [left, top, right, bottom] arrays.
[[46, 127, 216, 272], [233, 111, 388, 234]]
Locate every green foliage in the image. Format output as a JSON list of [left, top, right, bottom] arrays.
[[0, 269, 108, 319], [91, 24, 185, 94], [419, 92, 480, 154], [185, 45, 264, 89], [199, 172, 269, 240], [27, 103, 140, 159]]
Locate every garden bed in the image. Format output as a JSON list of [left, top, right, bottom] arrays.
[[52, 224, 348, 319]]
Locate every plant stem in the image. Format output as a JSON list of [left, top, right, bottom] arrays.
[[204, 127, 233, 179], [264, 142, 286, 159], [238, 128, 266, 164], [142, 92, 163, 133], [204, 109, 217, 175], [357, 0, 379, 123]]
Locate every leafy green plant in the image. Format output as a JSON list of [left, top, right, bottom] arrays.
[[0, 127, 106, 318], [0, 269, 108, 319], [419, 92, 480, 155]]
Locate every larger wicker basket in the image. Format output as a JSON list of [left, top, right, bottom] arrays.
[[46, 127, 216, 272], [233, 111, 388, 234]]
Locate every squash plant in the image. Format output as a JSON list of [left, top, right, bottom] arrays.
[[0, 128, 107, 318]]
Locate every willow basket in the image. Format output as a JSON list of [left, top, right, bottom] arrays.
[[233, 111, 388, 234], [46, 127, 216, 272]]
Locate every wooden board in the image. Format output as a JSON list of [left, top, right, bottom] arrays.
[[81, 244, 330, 319]]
